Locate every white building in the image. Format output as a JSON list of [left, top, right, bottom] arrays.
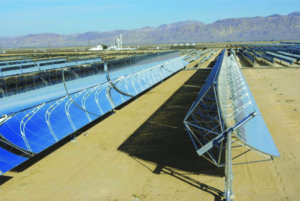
[[89, 45, 104, 51]]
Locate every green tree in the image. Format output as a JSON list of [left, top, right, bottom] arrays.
[[102, 44, 108, 49]]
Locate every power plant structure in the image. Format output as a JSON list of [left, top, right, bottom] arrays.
[[107, 34, 137, 51], [88, 34, 137, 51]]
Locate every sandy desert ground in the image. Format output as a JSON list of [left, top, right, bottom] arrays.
[[0, 67, 299, 201], [239, 68, 300, 201]]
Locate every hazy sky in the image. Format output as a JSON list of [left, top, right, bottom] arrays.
[[0, 0, 298, 37]]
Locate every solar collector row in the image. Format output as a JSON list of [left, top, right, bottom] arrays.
[[0, 58, 102, 77], [277, 51, 300, 61], [0, 53, 187, 174], [225, 56, 280, 157], [266, 52, 296, 64], [198, 49, 217, 64], [0, 52, 179, 103], [243, 51, 255, 63], [0, 59, 33, 66], [245, 47, 296, 65], [262, 54, 274, 63]]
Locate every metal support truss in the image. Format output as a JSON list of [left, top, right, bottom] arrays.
[[126, 75, 138, 95], [184, 82, 225, 167], [95, 83, 109, 114], [116, 80, 126, 102], [105, 84, 116, 108], [65, 89, 86, 131], [20, 103, 45, 153], [82, 85, 100, 122], [46, 96, 67, 141]]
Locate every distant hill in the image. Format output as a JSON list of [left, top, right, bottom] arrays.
[[1, 12, 300, 48]]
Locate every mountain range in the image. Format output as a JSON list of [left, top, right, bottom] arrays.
[[1, 12, 300, 48]]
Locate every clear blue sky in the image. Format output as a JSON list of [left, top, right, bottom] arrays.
[[0, 0, 298, 37]]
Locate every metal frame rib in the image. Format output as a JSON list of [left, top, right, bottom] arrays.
[[45, 96, 67, 141], [20, 103, 45, 153]]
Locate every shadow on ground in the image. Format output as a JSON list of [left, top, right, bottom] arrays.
[[0, 175, 13, 186], [10, 71, 182, 173], [118, 69, 224, 200], [8, 69, 224, 200]]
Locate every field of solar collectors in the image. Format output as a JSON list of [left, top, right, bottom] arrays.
[[233, 43, 300, 67], [0, 43, 300, 201]]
